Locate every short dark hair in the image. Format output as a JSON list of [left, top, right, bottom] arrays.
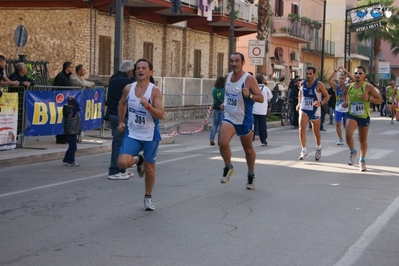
[[0, 55, 5, 62], [355, 65, 366, 73], [62, 61, 72, 71], [306, 66, 316, 73], [75, 64, 83, 73], [214, 76, 225, 88], [255, 73, 264, 84], [134, 58, 153, 71], [231, 52, 244, 61]]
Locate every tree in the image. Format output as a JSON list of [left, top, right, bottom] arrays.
[[355, 0, 399, 84], [256, 0, 271, 75]]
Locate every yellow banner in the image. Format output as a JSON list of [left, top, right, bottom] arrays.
[[0, 92, 18, 150]]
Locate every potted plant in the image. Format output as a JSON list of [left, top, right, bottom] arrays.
[[301, 16, 311, 26], [311, 20, 322, 30], [288, 13, 300, 21]]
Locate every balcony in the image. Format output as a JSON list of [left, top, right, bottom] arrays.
[[272, 17, 313, 43], [303, 38, 335, 55]]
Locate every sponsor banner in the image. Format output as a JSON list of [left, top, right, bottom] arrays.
[[0, 92, 18, 150], [24, 88, 104, 136], [349, 4, 385, 32]]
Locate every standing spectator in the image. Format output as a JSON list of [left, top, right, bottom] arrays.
[[209, 76, 225, 146], [54, 61, 74, 144], [386, 80, 396, 122], [327, 87, 336, 125], [117, 58, 164, 211], [253, 73, 272, 146], [380, 86, 387, 116], [70, 64, 95, 88], [54, 61, 73, 87], [106, 60, 135, 180], [218, 52, 264, 190], [9, 62, 36, 88], [289, 77, 300, 129], [62, 96, 82, 167], [0, 55, 19, 87]]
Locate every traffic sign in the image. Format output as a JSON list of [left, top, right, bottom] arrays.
[[14, 25, 28, 48], [248, 40, 265, 58], [250, 58, 263, 65], [378, 61, 390, 80]]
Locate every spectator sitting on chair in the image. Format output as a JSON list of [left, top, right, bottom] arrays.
[[70, 64, 95, 88], [0, 55, 19, 87], [9, 62, 36, 88]]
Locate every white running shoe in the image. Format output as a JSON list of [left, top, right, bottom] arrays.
[[359, 161, 367, 172], [348, 151, 357, 165], [108, 173, 129, 180], [220, 166, 235, 184], [315, 149, 321, 161], [298, 151, 308, 160], [143, 197, 155, 211], [337, 139, 344, 145], [246, 175, 255, 190]]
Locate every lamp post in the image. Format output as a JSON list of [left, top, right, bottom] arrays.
[[228, 0, 235, 71], [320, 0, 327, 81]]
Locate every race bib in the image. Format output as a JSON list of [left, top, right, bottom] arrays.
[[225, 91, 238, 112], [301, 97, 314, 111], [129, 107, 146, 128], [351, 102, 364, 116], [336, 99, 343, 110]]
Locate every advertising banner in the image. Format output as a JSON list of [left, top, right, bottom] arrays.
[[24, 88, 104, 136], [0, 92, 18, 150]]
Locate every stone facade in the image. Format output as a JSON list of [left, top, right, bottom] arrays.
[[0, 7, 230, 80]]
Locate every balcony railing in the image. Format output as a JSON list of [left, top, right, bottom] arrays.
[[304, 38, 335, 55], [272, 17, 314, 41], [212, 0, 258, 23]]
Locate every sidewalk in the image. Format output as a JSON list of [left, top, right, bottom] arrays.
[[0, 119, 282, 167]]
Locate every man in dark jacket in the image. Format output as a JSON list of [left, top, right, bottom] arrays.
[[54, 61, 73, 143], [106, 60, 136, 180], [288, 76, 300, 129], [54, 61, 73, 86], [9, 62, 36, 88]]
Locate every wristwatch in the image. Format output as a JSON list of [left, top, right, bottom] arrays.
[[249, 93, 253, 99]]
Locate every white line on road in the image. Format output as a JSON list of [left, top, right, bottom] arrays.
[[334, 195, 399, 266], [0, 154, 202, 199]]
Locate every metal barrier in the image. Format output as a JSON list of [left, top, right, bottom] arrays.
[[2, 85, 104, 148], [6, 59, 51, 86]]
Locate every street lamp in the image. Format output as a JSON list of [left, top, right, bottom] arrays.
[[320, 0, 327, 81], [228, 0, 235, 71]]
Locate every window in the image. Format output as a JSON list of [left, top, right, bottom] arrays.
[[143, 42, 153, 63], [291, 4, 299, 15], [194, 49, 201, 78], [217, 53, 224, 77], [98, 36, 111, 75], [275, 0, 284, 17]]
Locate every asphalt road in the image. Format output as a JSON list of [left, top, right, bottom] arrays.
[[1, 114, 399, 266]]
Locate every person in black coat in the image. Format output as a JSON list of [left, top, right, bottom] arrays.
[[54, 61, 74, 143], [9, 62, 36, 88], [328, 87, 336, 124], [288, 76, 300, 128]]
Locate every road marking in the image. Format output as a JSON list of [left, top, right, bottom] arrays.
[[210, 146, 243, 154], [334, 196, 399, 266], [381, 130, 399, 135], [0, 154, 202, 199], [257, 145, 298, 155], [367, 149, 393, 160], [162, 144, 210, 153]]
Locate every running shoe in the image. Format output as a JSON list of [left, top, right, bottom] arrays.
[[143, 197, 155, 211], [137, 154, 145, 178], [348, 151, 357, 165], [121, 171, 134, 178], [108, 173, 129, 180], [67, 162, 80, 167], [298, 151, 308, 160], [220, 165, 235, 184], [337, 138, 344, 145], [246, 174, 255, 190], [315, 149, 321, 161], [391, 120, 394, 124], [359, 161, 367, 172]]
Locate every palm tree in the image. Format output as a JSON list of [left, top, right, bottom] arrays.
[[256, 0, 271, 75], [355, 0, 399, 84]]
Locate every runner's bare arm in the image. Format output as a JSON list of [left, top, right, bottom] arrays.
[[117, 84, 131, 132], [316, 82, 330, 107], [244, 75, 264, 103], [367, 84, 382, 105], [147, 86, 164, 119]]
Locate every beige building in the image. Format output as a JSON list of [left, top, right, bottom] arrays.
[[0, 0, 258, 80]]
